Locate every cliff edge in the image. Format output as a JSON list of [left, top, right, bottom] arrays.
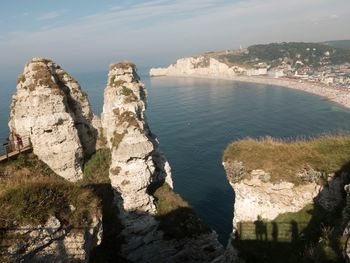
[[223, 136, 350, 262]]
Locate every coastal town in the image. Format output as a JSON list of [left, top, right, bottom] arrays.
[[150, 42, 350, 108], [242, 55, 350, 90], [212, 44, 350, 90]]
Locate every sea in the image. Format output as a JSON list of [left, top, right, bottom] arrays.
[[2, 67, 350, 245]]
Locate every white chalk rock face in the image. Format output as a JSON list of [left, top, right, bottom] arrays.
[[101, 62, 231, 262], [223, 162, 321, 226], [8, 58, 98, 181], [5, 215, 102, 262], [101, 62, 173, 213], [150, 56, 237, 78]]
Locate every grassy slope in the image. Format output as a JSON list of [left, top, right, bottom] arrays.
[[153, 183, 211, 240], [0, 150, 128, 262], [0, 154, 100, 228], [205, 42, 350, 68], [223, 135, 350, 184]]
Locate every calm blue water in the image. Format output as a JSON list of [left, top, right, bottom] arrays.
[[2, 69, 350, 245]]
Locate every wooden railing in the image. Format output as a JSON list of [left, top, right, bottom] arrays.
[[0, 136, 32, 162], [236, 221, 309, 242]]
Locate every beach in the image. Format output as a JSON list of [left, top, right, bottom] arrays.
[[152, 73, 350, 110]]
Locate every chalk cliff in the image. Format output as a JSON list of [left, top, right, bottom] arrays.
[[149, 56, 267, 78], [222, 138, 350, 262], [223, 164, 322, 226], [150, 57, 236, 77], [101, 62, 230, 262], [8, 58, 98, 181], [223, 157, 349, 230]]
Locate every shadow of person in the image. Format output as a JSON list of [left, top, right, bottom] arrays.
[[291, 220, 299, 243], [272, 221, 279, 242], [254, 215, 265, 241]]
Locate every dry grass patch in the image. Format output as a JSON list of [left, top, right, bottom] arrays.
[[153, 183, 211, 239], [109, 61, 136, 70], [0, 154, 100, 229], [111, 131, 126, 149], [223, 135, 350, 184]]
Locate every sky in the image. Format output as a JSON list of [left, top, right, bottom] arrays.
[[0, 0, 349, 77]]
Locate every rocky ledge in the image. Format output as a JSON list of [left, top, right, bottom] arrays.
[[223, 136, 350, 262]]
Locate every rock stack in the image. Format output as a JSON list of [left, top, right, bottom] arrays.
[[9, 58, 98, 181]]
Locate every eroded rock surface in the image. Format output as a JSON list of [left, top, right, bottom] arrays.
[[150, 57, 236, 77], [3, 215, 102, 263], [8, 58, 98, 181], [101, 62, 230, 262], [225, 165, 321, 225]]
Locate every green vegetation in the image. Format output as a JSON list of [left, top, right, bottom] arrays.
[[120, 86, 137, 103], [322, 40, 350, 50], [111, 131, 126, 149], [97, 128, 108, 148], [109, 75, 126, 87], [82, 149, 125, 262], [152, 183, 211, 239], [0, 150, 125, 262], [227, 134, 350, 263], [0, 154, 100, 228], [83, 148, 111, 183], [214, 42, 350, 68], [113, 109, 140, 129], [121, 86, 133, 96], [223, 135, 350, 184], [237, 205, 313, 241], [235, 203, 345, 263], [109, 61, 136, 70], [115, 79, 126, 86], [16, 74, 25, 84]]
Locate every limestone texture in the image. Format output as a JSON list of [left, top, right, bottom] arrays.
[[3, 215, 102, 263], [101, 62, 231, 262], [8, 58, 98, 181], [150, 57, 237, 78]]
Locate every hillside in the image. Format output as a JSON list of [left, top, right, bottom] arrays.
[[210, 42, 350, 68], [322, 40, 350, 49]]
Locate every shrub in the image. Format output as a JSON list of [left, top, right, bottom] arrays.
[[111, 131, 126, 149], [121, 86, 133, 97], [153, 183, 211, 239], [16, 74, 26, 85], [83, 149, 111, 183]]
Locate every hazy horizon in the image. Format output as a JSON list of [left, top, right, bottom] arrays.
[[1, 0, 350, 81]]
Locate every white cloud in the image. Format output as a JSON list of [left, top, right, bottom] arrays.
[[0, 0, 349, 76], [330, 14, 339, 19], [37, 10, 68, 21]]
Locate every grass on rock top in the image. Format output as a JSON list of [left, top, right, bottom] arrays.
[[223, 135, 350, 184], [109, 61, 136, 70], [0, 154, 101, 228]]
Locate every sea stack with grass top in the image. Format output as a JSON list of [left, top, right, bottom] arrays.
[[101, 61, 230, 262], [223, 135, 350, 261]]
